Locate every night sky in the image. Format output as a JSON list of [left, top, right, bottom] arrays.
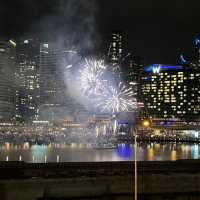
[[1, 0, 200, 64]]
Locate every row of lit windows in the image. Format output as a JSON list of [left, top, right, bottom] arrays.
[[149, 73, 200, 80]]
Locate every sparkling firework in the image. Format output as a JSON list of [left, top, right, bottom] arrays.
[[97, 82, 137, 113], [80, 58, 107, 97], [78, 57, 137, 114]]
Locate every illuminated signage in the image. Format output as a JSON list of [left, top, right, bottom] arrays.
[[144, 64, 184, 73], [152, 65, 160, 73]]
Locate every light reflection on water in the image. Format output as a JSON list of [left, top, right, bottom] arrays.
[[0, 142, 200, 163]]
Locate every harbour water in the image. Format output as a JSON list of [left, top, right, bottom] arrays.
[[0, 142, 199, 163]]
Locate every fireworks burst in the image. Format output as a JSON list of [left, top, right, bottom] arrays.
[[97, 82, 137, 113], [78, 57, 137, 114], [80, 58, 107, 97]]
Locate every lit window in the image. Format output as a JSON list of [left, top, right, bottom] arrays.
[[43, 43, 48, 48]]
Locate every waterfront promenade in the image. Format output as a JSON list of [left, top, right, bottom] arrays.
[[0, 160, 200, 199]]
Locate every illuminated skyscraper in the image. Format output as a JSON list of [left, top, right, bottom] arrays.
[[0, 40, 16, 121], [121, 55, 143, 94], [107, 31, 143, 103], [39, 43, 65, 121], [141, 64, 200, 120], [108, 31, 124, 71], [39, 43, 82, 122], [15, 39, 40, 122]]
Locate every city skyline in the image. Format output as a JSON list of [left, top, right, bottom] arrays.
[[1, 34, 200, 123], [1, 2, 200, 200], [0, 2, 200, 138]]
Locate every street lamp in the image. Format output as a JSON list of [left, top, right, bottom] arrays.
[[134, 127, 137, 200], [134, 119, 151, 200], [142, 119, 150, 128]]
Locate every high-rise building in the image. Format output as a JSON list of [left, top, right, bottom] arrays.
[[108, 31, 124, 72], [0, 40, 16, 121], [141, 64, 200, 120], [39, 43, 83, 122], [15, 39, 40, 122], [39, 43, 64, 121], [121, 55, 143, 94]]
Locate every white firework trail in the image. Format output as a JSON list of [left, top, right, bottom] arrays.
[[80, 58, 107, 97], [97, 82, 137, 113], [113, 119, 117, 134], [78, 57, 138, 115]]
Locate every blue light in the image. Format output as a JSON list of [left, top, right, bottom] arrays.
[[144, 75, 152, 81], [144, 64, 184, 73], [165, 121, 174, 125], [191, 145, 199, 159], [144, 64, 160, 72], [154, 120, 176, 126], [116, 143, 132, 158], [118, 121, 129, 125], [180, 54, 188, 65], [194, 38, 200, 47]]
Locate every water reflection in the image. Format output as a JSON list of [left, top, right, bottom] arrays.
[[116, 143, 132, 159], [31, 145, 48, 163], [171, 150, 177, 160], [191, 144, 199, 159], [0, 142, 200, 162], [56, 155, 60, 163], [147, 148, 154, 160], [6, 155, 9, 161]]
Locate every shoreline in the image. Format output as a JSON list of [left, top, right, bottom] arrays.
[[0, 160, 200, 200], [0, 159, 199, 178]]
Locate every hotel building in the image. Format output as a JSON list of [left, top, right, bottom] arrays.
[[141, 64, 200, 121]]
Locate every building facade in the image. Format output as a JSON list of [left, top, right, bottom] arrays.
[[39, 43, 83, 122], [39, 43, 65, 121], [108, 31, 124, 72], [141, 64, 200, 121], [0, 40, 16, 121], [121, 55, 143, 96], [15, 39, 40, 122]]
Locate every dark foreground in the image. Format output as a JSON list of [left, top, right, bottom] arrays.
[[0, 160, 200, 200]]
